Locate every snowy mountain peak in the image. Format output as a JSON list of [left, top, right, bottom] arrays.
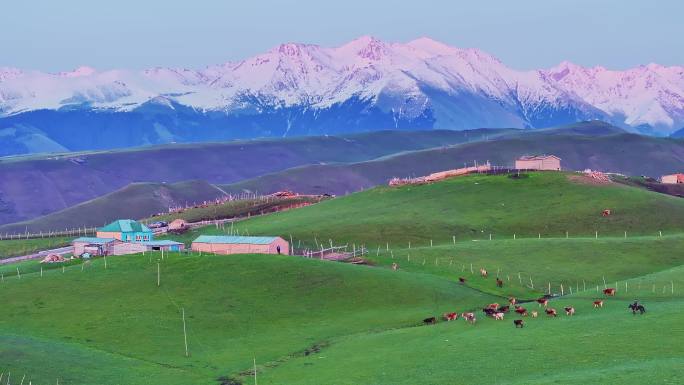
[[1, 36, 683, 137], [58, 66, 97, 78]]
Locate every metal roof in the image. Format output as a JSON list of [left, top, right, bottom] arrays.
[[517, 155, 561, 161], [99, 219, 152, 233], [141, 240, 184, 246], [73, 237, 117, 244], [193, 235, 281, 245]]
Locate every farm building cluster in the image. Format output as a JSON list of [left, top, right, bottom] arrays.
[[70, 219, 289, 258], [71, 219, 184, 257]]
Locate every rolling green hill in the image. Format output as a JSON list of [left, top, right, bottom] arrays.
[[0, 129, 500, 226], [221, 128, 684, 195], [187, 172, 684, 247], [2, 170, 684, 384], [0, 180, 224, 233], [0, 252, 495, 385]]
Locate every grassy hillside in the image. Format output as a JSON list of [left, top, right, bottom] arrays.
[[221, 128, 684, 195], [0, 129, 498, 226], [2, 168, 683, 384], [145, 195, 326, 223], [189, 172, 684, 247], [0, 252, 495, 385], [0, 237, 71, 260], [256, 266, 684, 385], [0, 180, 224, 233]]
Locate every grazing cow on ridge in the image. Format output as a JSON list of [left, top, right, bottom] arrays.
[[603, 288, 616, 296], [423, 317, 437, 325], [545, 308, 557, 317], [593, 300, 604, 308], [564, 306, 575, 316], [462, 313, 477, 324], [513, 319, 524, 328], [483, 308, 497, 317], [443, 312, 458, 321], [514, 306, 528, 316], [537, 298, 549, 307], [531, 311, 538, 318]]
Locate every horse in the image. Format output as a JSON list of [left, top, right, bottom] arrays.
[[628, 303, 646, 315]]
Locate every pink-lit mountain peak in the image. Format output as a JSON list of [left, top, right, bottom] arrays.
[[1, 36, 683, 135]]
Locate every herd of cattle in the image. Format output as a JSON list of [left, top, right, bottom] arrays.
[[422, 281, 646, 328]]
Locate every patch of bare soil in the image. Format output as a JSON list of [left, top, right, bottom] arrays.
[[567, 173, 613, 186]]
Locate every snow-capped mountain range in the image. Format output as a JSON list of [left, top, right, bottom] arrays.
[[1, 36, 683, 155]]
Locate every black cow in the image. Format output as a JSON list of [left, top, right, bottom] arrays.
[[513, 319, 524, 328], [423, 316, 437, 325]]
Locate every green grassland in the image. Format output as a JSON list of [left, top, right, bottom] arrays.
[[182, 172, 684, 247], [0, 252, 495, 385], [256, 267, 684, 385], [2, 171, 684, 384], [0, 237, 71, 260]]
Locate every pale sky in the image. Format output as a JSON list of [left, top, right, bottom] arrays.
[[1, 0, 681, 72]]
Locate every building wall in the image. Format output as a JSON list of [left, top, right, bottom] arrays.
[[191, 238, 289, 255], [73, 241, 116, 256], [111, 242, 148, 256], [97, 231, 122, 240], [169, 220, 187, 230], [96, 231, 154, 242], [541, 157, 561, 170], [515, 158, 561, 171], [661, 174, 684, 184], [73, 242, 88, 256]]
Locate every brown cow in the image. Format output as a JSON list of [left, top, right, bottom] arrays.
[[537, 298, 549, 307], [514, 306, 528, 316], [513, 319, 524, 328], [487, 303, 500, 310], [443, 312, 458, 321], [508, 297, 517, 306], [593, 300, 604, 308], [545, 308, 557, 317], [603, 288, 616, 296], [496, 278, 504, 288], [564, 306, 575, 316]]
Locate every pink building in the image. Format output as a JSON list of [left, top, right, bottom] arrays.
[[661, 173, 684, 184], [191, 235, 290, 255], [515, 155, 561, 171]]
